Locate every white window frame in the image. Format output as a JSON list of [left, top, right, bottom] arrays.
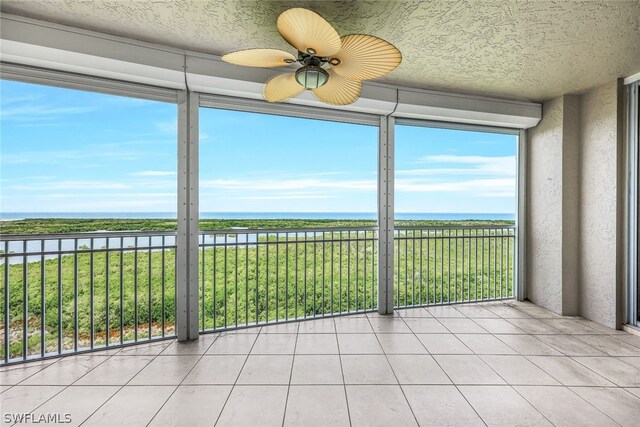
[[626, 81, 639, 326]]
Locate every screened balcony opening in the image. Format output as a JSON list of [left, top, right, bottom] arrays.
[[394, 124, 518, 308], [197, 107, 379, 331], [0, 79, 179, 362]]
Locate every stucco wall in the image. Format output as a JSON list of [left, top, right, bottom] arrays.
[[527, 97, 564, 313], [578, 82, 623, 328], [527, 84, 623, 326]]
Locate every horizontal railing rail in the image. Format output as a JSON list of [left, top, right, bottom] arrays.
[[395, 225, 516, 231], [199, 226, 379, 235], [1, 224, 516, 365], [1, 232, 177, 365], [0, 230, 178, 241]]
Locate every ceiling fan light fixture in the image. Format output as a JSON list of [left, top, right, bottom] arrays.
[[295, 65, 329, 89], [221, 8, 402, 105]]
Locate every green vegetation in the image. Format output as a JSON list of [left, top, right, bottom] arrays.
[[0, 218, 514, 235], [0, 219, 515, 360]]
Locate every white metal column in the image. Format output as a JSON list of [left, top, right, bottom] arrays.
[[626, 82, 639, 326], [378, 115, 395, 314], [176, 90, 200, 340], [516, 129, 527, 301]]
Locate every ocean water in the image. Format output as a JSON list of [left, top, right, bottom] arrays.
[[0, 212, 515, 221]]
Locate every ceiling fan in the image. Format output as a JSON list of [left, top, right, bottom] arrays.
[[221, 8, 402, 106]]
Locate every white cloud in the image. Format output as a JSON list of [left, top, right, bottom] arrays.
[[155, 119, 177, 134], [0, 94, 44, 105], [409, 155, 516, 176], [130, 171, 176, 177], [396, 167, 510, 176], [422, 155, 512, 164], [237, 194, 332, 200], [0, 104, 97, 120], [396, 178, 515, 197], [201, 178, 376, 192], [200, 173, 514, 198], [9, 181, 132, 191], [65, 199, 172, 209], [1, 148, 141, 164], [42, 192, 175, 199]]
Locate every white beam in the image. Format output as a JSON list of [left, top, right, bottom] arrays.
[[1, 13, 541, 129]]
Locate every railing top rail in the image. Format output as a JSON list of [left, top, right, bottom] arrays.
[[0, 224, 516, 241], [199, 226, 379, 234], [394, 225, 516, 230], [0, 230, 178, 241]]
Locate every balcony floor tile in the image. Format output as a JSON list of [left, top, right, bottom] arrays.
[[217, 385, 288, 427], [404, 385, 484, 426], [148, 385, 231, 426], [346, 385, 417, 427], [459, 385, 553, 426], [570, 386, 640, 427], [514, 385, 619, 427], [433, 354, 506, 385], [283, 385, 350, 427], [3, 301, 639, 427], [415, 333, 473, 354], [82, 385, 175, 427], [290, 355, 343, 385]]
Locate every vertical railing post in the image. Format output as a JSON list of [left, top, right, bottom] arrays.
[[516, 129, 527, 301], [378, 115, 395, 314], [177, 90, 199, 341]]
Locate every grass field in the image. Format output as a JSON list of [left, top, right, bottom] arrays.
[[0, 219, 515, 360]]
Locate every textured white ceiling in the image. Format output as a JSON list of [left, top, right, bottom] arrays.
[[2, 0, 639, 102]]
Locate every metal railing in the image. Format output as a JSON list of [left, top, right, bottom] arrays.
[[198, 227, 378, 332], [0, 231, 176, 364], [394, 226, 516, 307], [1, 224, 516, 364]]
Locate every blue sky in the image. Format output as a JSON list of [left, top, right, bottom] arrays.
[[1, 80, 516, 215]]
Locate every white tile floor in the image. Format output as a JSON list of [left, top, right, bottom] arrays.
[[2, 300, 640, 426]]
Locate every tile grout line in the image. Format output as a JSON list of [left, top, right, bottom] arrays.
[[396, 309, 489, 427], [213, 327, 261, 426], [498, 332, 632, 425], [10, 351, 118, 427], [454, 307, 561, 427], [523, 353, 616, 388], [614, 356, 640, 370], [77, 339, 186, 427], [335, 317, 354, 427], [2, 357, 64, 397], [510, 383, 623, 427], [145, 333, 223, 426], [568, 355, 637, 388], [280, 319, 300, 427], [364, 312, 421, 426]]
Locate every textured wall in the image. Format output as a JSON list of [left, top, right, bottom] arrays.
[[528, 84, 624, 326], [527, 97, 564, 313], [579, 82, 623, 328], [2, 0, 640, 102]]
